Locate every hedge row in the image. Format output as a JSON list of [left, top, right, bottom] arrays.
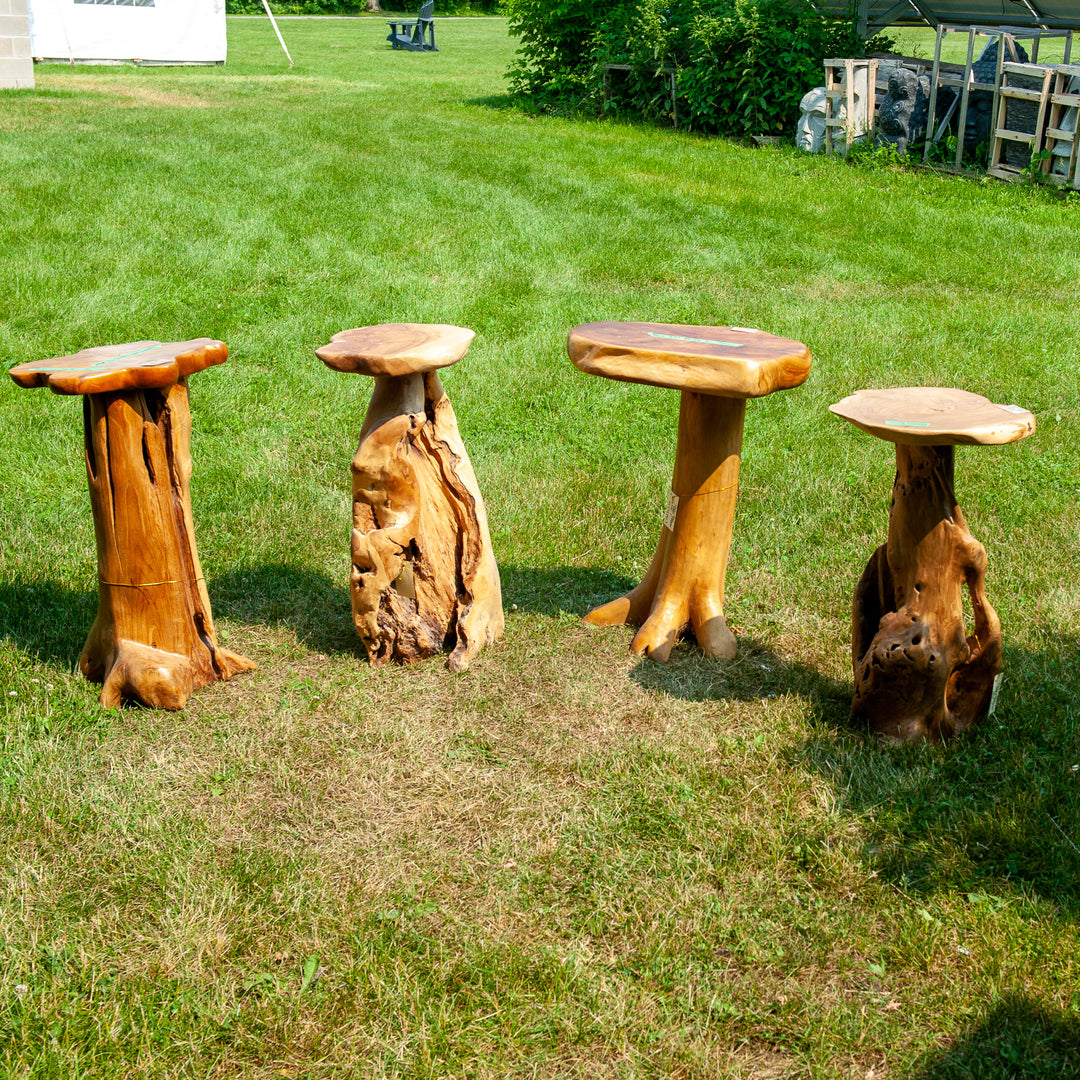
[[506, 0, 891, 136]]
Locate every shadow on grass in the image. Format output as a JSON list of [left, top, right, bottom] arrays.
[[465, 92, 526, 112], [499, 564, 637, 619], [792, 633, 1080, 915], [907, 994, 1080, 1079], [629, 635, 852, 720], [0, 565, 363, 665], [211, 563, 363, 659], [0, 578, 96, 668]]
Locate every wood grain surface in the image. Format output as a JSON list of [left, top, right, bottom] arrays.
[[830, 387, 1035, 446], [567, 321, 811, 397], [345, 370, 503, 671], [316, 324, 475, 378], [584, 392, 745, 661], [80, 383, 254, 708], [849, 445, 1001, 742], [9, 339, 228, 396]]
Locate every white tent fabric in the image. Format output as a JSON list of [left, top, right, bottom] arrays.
[[29, 0, 226, 64]]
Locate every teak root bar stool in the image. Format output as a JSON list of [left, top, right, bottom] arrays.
[[9, 340, 255, 709], [316, 323, 503, 672], [830, 387, 1035, 742], [568, 321, 812, 662]]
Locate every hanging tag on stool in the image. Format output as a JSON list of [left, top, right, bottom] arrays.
[[663, 490, 679, 531], [988, 674, 1003, 717]]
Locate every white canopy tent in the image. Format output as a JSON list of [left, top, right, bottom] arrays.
[[813, 0, 1080, 35], [28, 0, 227, 65]]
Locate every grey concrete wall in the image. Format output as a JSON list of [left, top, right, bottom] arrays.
[[0, 0, 34, 90]]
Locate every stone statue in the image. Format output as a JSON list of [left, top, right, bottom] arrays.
[[875, 67, 931, 156], [796, 87, 828, 153]]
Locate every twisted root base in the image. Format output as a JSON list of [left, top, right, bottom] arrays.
[[81, 384, 254, 709], [851, 444, 1001, 742], [350, 371, 503, 672], [585, 392, 743, 663]]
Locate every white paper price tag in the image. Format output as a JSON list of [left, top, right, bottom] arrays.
[[663, 491, 679, 531]]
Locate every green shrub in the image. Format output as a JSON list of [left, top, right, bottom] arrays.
[[505, 0, 627, 106], [507, 0, 891, 135]]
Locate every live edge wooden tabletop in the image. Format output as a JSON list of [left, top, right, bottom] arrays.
[[8, 339, 254, 710], [567, 321, 812, 397], [568, 321, 812, 663], [830, 387, 1036, 743], [8, 338, 229, 395]]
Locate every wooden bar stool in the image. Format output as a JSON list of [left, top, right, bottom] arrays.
[[9, 340, 255, 709], [830, 387, 1035, 741], [568, 321, 812, 662], [316, 323, 503, 672]]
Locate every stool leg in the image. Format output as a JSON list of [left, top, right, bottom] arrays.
[[349, 371, 503, 671], [851, 444, 1001, 741], [79, 382, 254, 709], [585, 392, 744, 662]]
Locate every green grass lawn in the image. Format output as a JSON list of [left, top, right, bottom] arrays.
[[1, 16, 1079, 1078]]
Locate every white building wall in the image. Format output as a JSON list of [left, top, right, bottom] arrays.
[[29, 0, 226, 65], [0, 0, 34, 89]]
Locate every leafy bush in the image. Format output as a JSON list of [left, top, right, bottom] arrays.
[[505, 0, 627, 106], [507, 0, 892, 135]]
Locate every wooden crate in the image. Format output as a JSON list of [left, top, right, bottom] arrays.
[[987, 61, 1055, 180], [923, 25, 1074, 172], [823, 58, 876, 155], [1041, 63, 1080, 188]]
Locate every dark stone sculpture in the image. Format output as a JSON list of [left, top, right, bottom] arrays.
[[875, 68, 931, 155]]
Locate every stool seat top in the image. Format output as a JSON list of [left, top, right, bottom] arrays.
[[8, 339, 227, 396], [567, 321, 812, 398], [317, 324, 475, 378], [830, 387, 1036, 446]]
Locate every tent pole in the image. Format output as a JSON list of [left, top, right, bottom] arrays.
[[260, 0, 294, 68]]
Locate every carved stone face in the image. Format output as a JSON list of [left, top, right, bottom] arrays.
[[796, 86, 828, 153], [875, 68, 930, 155], [878, 69, 918, 138]]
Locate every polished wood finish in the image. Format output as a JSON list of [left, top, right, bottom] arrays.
[[316, 324, 503, 671], [829, 386, 1036, 446], [568, 321, 812, 662], [316, 324, 474, 378], [9, 338, 228, 395], [568, 321, 811, 398], [9, 340, 253, 709], [831, 387, 1035, 741]]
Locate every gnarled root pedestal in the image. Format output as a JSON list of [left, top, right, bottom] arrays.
[[82, 382, 254, 709], [851, 445, 1001, 742], [350, 370, 503, 672], [585, 392, 743, 662]]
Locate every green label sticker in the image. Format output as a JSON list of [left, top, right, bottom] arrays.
[[884, 420, 931, 427], [28, 343, 162, 376], [648, 332, 744, 348]]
